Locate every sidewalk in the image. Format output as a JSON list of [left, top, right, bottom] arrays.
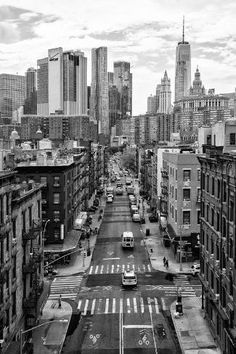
[[170, 297, 222, 353], [55, 195, 106, 276]]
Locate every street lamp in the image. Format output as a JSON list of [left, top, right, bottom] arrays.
[[20, 319, 68, 354]]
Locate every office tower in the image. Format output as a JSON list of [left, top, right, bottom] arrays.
[[113, 61, 132, 118], [108, 72, 114, 87], [24, 67, 37, 114], [159, 70, 171, 114], [175, 18, 191, 101], [0, 74, 26, 118], [156, 84, 161, 112], [37, 47, 87, 115], [91, 47, 109, 137], [147, 94, 157, 114]]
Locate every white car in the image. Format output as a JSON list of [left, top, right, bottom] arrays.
[[132, 213, 141, 222], [191, 264, 200, 276], [107, 195, 113, 203], [122, 270, 137, 287]]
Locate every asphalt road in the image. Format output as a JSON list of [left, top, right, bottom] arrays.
[[62, 180, 185, 354]]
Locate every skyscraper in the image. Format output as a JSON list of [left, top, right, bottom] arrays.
[[37, 47, 87, 115], [0, 74, 26, 118], [91, 47, 109, 138], [113, 61, 132, 118], [175, 18, 191, 101], [159, 70, 171, 114], [24, 67, 37, 114]]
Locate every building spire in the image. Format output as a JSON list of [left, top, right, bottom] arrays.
[[182, 16, 185, 43]]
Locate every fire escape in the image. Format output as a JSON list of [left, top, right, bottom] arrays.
[[22, 219, 43, 316]]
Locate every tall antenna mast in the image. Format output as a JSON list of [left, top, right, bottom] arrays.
[[182, 16, 185, 43]]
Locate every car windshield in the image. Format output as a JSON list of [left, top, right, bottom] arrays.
[[124, 274, 136, 279]]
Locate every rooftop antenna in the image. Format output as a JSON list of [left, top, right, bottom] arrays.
[[182, 16, 185, 43]]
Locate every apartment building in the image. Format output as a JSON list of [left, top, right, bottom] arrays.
[[198, 145, 236, 353], [162, 148, 201, 260], [0, 172, 44, 353]]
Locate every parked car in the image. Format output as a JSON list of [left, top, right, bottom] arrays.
[[149, 215, 158, 222], [132, 213, 141, 222], [116, 187, 123, 195], [122, 270, 137, 287], [191, 264, 200, 276], [107, 195, 113, 203]]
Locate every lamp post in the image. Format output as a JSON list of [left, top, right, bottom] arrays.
[[42, 219, 50, 270], [20, 319, 68, 354]]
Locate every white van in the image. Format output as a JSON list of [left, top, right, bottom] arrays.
[[121, 231, 134, 248]]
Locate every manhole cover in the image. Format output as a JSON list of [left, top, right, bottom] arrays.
[[181, 330, 190, 337]]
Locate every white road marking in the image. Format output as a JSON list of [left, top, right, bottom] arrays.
[[105, 298, 109, 313], [91, 299, 96, 315], [77, 299, 82, 310], [83, 299, 89, 315], [120, 298, 123, 314], [111, 264, 114, 273], [89, 266, 93, 275], [133, 297, 137, 313], [106, 264, 109, 273], [123, 324, 153, 329], [147, 297, 152, 314], [127, 298, 131, 313], [103, 257, 120, 260], [154, 297, 159, 313], [140, 297, 144, 313], [95, 265, 99, 274], [100, 265, 104, 273], [112, 298, 116, 313], [161, 297, 166, 311], [147, 264, 151, 272]]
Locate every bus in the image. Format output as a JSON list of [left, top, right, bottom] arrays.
[[121, 231, 134, 248]]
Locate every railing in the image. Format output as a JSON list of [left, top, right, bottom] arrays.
[[22, 220, 42, 240]]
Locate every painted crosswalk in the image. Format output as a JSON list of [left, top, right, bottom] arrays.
[[163, 274, 198, 297], [88, 263, 152, 275], [77, 296, 167, 315], [48, 274, 83, 300]]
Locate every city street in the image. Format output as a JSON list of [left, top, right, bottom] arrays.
[[62, 181, 198, 353]]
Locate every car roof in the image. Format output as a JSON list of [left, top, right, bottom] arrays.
[[123, 270, 135, 276]]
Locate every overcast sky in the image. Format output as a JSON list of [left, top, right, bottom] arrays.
[[0, 0, 236, 115]]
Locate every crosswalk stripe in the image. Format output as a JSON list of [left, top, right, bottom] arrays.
[[83, 299, 89, 315], [87, 264, 154, 274], [95, 265, 99, 274], [154, 297, 159, 313], [127, 298, 131, 313], [147, 297, 152, 314], [133, 297, 137, 313], [91, 299, 96, 315], [161, 297, 166, 311], [77, 299, 82, 310], [105, 298, 109, 313], [111, 264, 114, 273], [112, 298, 116, 313], [147, 264, 151, 272], [97, 298, 103, 314], [140, 297, 144, 313], [89, 266, 93, 275], [101, 265, 104, 273]]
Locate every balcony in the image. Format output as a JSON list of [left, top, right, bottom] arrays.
[[23, 259, 38, 274], [161, 169, 168, 179], [183, 179, 191, 187], [160, 182, 167, 189], [161, 188, 168, 195], [22, 220, 42, 241], [183, 200, 191, 208], [23, 294, 37, 309]]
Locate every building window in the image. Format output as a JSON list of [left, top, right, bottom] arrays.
[[183, 170, 191, 181], [183, 189, 190, 200], [202, 172, 205, 190], [217, 180, 220, 199], [222, 217, 227, 238], [223, 181, 227, 202], [22, 211, 26, 232], [175, 209, 177, 222], [0, 196, 3, 224], [53, 193, 60, 204], [54, 228, 60, 240], [211, 208, 215, 227], [12, 218, 16, 238], [229, 133, 236, 145], [197, 169, 200, 181], [12, 255, 16, 279], [206, 205, 209, 222], [211, 177, 215, 196], [12, 291, 16, 317], [40, 176, 47, 186], [216, 212, 220, 231], [206, 175, 209, 192], [53, 176, 60, 187], [175, 189, 177, 200], [53, 210, 60, 222], [183, 211, 190, 225], [28, 206, 32, 227], [37, 200, 41, 219]]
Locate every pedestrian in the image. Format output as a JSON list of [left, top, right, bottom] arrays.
[[163, 257, 166, 266], [58, 294, 62, 308], [165, 259, 169, 269]]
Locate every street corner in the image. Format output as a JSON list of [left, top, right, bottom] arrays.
[[42, 299, 73, 320]]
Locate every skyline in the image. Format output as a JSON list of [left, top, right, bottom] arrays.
[[0, 0, 236, 115]]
